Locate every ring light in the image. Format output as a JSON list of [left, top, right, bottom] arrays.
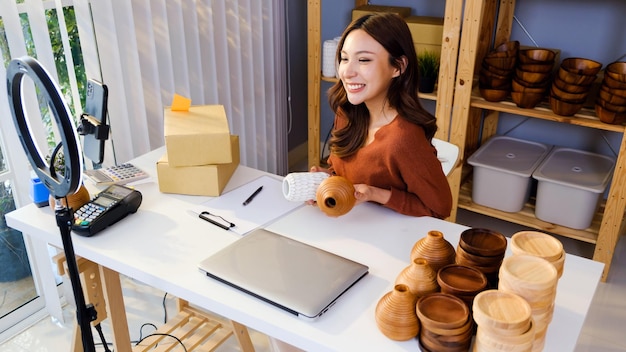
[[6, 56, 83, 198]]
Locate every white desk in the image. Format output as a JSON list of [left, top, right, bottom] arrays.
[[7, 147, 603, 351]]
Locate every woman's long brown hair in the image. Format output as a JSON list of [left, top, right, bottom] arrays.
[[328, 13, 437, 158]]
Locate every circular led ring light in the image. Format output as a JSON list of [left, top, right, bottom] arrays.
[[6, 56, 83, 198]]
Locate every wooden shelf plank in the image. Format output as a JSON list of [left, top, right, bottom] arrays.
[[458, 180, 599, 244]]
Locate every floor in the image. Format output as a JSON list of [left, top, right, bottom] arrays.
[[1, 158, 625, 351]]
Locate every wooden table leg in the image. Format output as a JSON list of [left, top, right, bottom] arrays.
[[99, 265, 132, 352], [230, 320, 255, 352]]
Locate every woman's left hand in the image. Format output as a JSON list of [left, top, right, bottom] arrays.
[[353, 184, 391, 205]]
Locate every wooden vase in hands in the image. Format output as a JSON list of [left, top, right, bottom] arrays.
[[395, 258, 439, 297], [410, 230, 456, 273], [315, 176, 355, 217], [375, 284, 420, 341]]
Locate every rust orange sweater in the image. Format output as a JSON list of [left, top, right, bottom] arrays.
[[328, 115, 452, 218]]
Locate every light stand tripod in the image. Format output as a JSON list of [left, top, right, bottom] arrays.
[[7, 56, 97, 352]]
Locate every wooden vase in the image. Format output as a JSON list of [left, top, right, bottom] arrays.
[[315, 176, 355, 217], [410, 230, 456, 273], [375, 284, 420, 341], [395, 258, 439, 297], [49, 184, 91, 211]]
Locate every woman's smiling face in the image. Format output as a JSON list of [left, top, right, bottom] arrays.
[[337, 29, 400, 108]]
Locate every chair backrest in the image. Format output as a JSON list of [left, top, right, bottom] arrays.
[[432, 138, 459, 176]]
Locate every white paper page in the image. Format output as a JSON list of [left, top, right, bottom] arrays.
[[190, 175, 303, 235]]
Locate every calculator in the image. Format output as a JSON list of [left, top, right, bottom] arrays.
[[83, 163, 148, 185]]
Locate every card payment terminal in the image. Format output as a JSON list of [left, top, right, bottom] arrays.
[[72, 184, 142, 236]]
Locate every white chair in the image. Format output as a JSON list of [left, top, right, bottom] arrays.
[[432, 138, 460, 176]]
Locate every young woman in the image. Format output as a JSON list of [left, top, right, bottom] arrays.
[[312, 13, 452, 219]]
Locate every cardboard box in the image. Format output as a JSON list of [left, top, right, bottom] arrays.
[[164, 105, 232, 167], [468, 136, 550, 213], [157, 135, 240, 196], [533, 147, 615, 230], [405, 16, 444, 56], [352, 5, 411, 21]]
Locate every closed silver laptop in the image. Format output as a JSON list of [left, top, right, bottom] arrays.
[[198, 228, 369, 319]]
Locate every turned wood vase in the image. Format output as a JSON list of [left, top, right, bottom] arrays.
[[375, 284, 420, 341], [410, 230, 456, 274], [315, 175, 355, 217]]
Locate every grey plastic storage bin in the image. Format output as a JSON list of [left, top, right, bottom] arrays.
[[468, 136, 550, 212], [532, 147, 615, 230]]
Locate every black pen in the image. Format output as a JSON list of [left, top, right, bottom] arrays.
[[199, 211, 234, 230], [243, 186, 263, 206]]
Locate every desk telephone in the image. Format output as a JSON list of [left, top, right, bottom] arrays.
[[72, 184, 142, 236]]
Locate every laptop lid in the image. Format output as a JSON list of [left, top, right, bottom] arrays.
[[198, 228, 369, 319]]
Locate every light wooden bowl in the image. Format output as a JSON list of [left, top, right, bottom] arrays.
[[499, 255, 558, 292], [510, 231, 564, 262], [472, 289, 532, 334], [475, 320, 535, 352]]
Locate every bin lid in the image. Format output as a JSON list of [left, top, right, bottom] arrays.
[[467, 136, 550, 177], [532, 147, 615, 193]]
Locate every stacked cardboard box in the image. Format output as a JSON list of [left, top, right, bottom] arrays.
[[156, 104, 239, 196], [351, 5, 411, 21], [405, 16, 444, 56]]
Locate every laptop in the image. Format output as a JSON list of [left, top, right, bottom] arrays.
[[198, 228, 369, 319]]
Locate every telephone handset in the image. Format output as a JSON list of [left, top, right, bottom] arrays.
[[72, 184, 142, 236]]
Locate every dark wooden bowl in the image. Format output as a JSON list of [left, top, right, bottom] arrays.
[[596, 97, 626, 113], [511, 91, 545, 109], [512, 78, 548, 93], [604, 75, 626, 90], [515, 68, 551, 85], [606, 61, 626, 83], [437, 264, 488, 296], [482, 61, 515, 77], [459, 228, 507, 257], [561, 57, 602, 76], [550, 83, 589, 102], [483, 56, 517, 70], [599, 86, 626, 106], [518, 62, 554, 73], [596, 103, 626, 124], [557, 67, 597, 86], [553, 76, 591, 93], [479, 86, 509, 102], [518, 48, 556, 64], [486, 40, 520, 58], [550, 95, 584, 116]]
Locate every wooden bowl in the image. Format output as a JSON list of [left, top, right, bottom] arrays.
[[511, 91, 545, 109], [479, 86, 509, 102], [596, 102, 626, 124], [515, 68, 550, 85], [479, 68, 511, 89], [416, 293, 470, 330], [456, 244, 504, 266], [472, 289, 532, 334], [485, 40, 520, 58], [596, 97, 626, 113], [604, 85, 626, 98], [512, 78, 548, 94], [550, 83, 588, 102], [550, 95, 584, 116], [518, 62, 554, 73], [482, 61, 515, 77], [605, 61, 626, 83], [557, 67, 597, 86], [604, 74, 626, 89], [599, 86, 626, 106], [483, 56, 517, 70], [518, 48, 556, 64], [499, 255, 558, 291], [553, 76, 591, 93], [561, 57, 603, 76], [510, 231, 564, 262], [475, 319, 535, 351], [459, 227, 507, 257], [437, 264, 488, 295]]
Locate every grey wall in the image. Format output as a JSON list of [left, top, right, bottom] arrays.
[[288, 0, 626, 160]]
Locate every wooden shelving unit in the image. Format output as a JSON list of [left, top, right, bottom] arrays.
[[448, 0, 626, 281]]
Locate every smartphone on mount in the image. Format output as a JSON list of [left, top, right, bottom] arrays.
[[82, 79, 108, 165]]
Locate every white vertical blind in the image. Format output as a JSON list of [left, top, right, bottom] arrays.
[[79, 0, 288, 174]]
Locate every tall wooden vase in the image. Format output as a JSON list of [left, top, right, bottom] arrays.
[[395, 258, 439, 297], [410, 230, 456, 273], [315, 176, 355, 217], [375, 284, 420, 341]]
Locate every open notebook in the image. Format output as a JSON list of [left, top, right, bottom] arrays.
[[198, 228, 369, 319]]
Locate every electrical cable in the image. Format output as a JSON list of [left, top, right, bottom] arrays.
[[162, 292, 168, 324], [94, 323, 112, 352], [134, 333, 188, 352]]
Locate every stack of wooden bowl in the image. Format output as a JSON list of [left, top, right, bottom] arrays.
[[479, 41, 519, 102], [437, 264, 488, 309], [455, 228, 507, 288], [512, 49, 556, 108], [550, 57, 603, 116], [472, 289, 535, 352], [416, 293, 474, 352], [510, 231, 565, 278], [498, 255, 559, 351], [596, 61, 626, 124]]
